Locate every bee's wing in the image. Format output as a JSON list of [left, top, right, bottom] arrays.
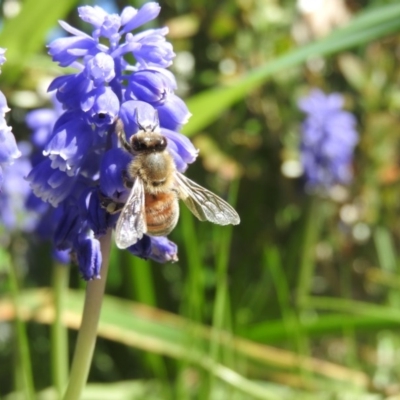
[[115, 177, 147, 249], [175, 172, 240, 225]]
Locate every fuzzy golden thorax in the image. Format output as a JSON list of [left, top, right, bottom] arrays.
[[127, 151, 176, 195]]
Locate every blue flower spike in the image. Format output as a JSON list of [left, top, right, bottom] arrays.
[[299, 89, 359, 190], [26, 3, 197, 280]]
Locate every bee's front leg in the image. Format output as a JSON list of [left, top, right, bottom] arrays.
[[115, 119, 132, 153]]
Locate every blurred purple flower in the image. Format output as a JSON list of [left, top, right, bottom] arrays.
[[0, 48, 6, 66], [27, 3, 192, 279], [0, 139, 70, 266], [0, 48, 21, 188], [298, 89, 359, 189], [0, 142, 39, 232]]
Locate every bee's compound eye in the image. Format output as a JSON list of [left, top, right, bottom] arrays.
[[131, 135, 144, 151], [155, 137, 167, 151]]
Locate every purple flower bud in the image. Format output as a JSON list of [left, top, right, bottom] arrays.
[[76, 234, 102, 280], [127, 235, 152, 259], [53, 248, 71, 265], [85, 53, 115, 86], [165, 145, 187, 172], [50, 73, 94, 111], [121, 3, 161, 34], [128, 28, 175, 68], [100, 14, 122, 43], [99, 148, 132, 201], [149, 236, 178, 263], [78, 5, 110, 28], [156, 93, 191, 131], [48, 35, 98, 67], [162, 128, 198, 166], [43, 113, 95, 175], [127, 235, 178, 263], [126, 69, 176, 106], [120, 7, 137, 26], [80, 86, 119, 127]]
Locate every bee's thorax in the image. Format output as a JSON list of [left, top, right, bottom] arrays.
[[127, 151, 175, 194]]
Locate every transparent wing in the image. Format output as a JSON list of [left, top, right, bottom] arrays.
[[175, 172, 240, 226], [115, 178, 147, 249]]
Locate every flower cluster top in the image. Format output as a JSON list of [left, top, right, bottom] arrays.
[[298, 89, 359, 190], [26, 3, 198, 279]]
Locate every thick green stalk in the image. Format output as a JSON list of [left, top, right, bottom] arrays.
[[51, 263, 70, 399], [62, 230, 112, 400]]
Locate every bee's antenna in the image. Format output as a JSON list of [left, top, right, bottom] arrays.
[[152, 110, 160, 132], [135, 108, 146, 132]]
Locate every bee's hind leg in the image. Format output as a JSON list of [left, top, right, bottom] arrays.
[[98, 191, 124, 214]]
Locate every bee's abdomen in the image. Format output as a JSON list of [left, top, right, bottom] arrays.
[[145, 192, 179, 236]]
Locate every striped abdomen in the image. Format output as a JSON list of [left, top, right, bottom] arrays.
[[145, 192, 179, 236]]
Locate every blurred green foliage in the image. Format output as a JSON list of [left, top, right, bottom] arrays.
[[2, 0, 400, 399]]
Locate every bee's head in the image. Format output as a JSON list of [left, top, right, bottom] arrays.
[[130, 131, 167, 153]]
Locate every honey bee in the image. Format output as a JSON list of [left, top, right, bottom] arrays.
[[111, 115, 240, 249]]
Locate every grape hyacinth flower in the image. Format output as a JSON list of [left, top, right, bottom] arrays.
[[25, 102, 71, 264], [27, 3, 198, 280], [0, 48, 21, 188], [298, 89, 358, 190]]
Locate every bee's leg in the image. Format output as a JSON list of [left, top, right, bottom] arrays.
[[115, 118, 132, 153], [98, 191, 124, 214]]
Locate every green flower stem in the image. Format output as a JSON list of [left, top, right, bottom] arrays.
[[7, 255, 35, 400], [51, 263, 70, 399], [296, 197, 323, 308], [62, 229, 112, 400]]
